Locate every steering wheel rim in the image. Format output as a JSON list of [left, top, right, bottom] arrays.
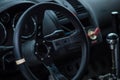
[[13, 2, 89, 80]]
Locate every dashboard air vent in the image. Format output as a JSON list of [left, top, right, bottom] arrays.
[[48, 1, 66, 20], [55, 11, 66, 20], [67, 0, 87, 14], [67, 0, 91, 27]]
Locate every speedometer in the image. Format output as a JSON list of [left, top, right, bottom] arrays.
[[0, 22, 7, 45], [12, 12, 37, 39]]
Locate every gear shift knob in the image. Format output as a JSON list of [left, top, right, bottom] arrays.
[[106, 33, 119, 50]]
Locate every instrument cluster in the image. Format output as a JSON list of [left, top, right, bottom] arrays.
[[0, 0, 36, 73], [0, 1, 35, 45]]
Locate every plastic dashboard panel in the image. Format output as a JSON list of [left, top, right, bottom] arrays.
[[79, 0, 120, 36], [0, 0, 35, 12]]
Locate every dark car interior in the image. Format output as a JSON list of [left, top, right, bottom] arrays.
[[0, 0, 120, 80]]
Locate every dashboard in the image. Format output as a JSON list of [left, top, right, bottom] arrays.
[[0, 0, 120, 80], [0, 0, 35, 73]]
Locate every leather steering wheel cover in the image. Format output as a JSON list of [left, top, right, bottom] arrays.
[[14, 2, 89, 80]]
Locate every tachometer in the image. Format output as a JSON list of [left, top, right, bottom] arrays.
[[0, 22, 7, 44], [12, 12, 36, 39]]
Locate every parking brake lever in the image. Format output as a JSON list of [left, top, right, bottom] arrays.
[[106, 33, 120, 79]]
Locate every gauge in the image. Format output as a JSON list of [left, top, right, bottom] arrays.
[[0, 12, 10, 23], [0, 22, 7, 44], [12, 12, 37, 39]]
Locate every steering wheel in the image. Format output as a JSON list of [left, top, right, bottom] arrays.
[[13, 2, 89, 80]]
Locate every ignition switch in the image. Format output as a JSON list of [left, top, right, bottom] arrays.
[[88, 27, 100, 40]]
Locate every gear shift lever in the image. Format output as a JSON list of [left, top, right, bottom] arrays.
[[89, 33, 119, 80], [106, 33, 119, 50], [106, 33, 120, 79]]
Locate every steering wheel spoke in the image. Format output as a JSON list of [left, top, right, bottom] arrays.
[[45, 64, 68, 80], [51, 31, 82, 51], [38, 53, 68, 80], [0, 46, 13, 53]]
